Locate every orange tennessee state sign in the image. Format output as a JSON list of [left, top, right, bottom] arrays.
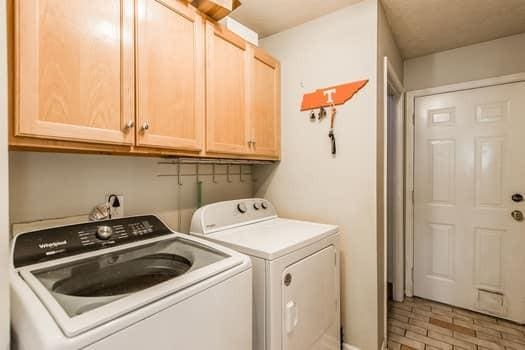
[[300, 79, 368, 111]]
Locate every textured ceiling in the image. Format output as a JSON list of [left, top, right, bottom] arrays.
[[381, 0, 525, 58], [231, 0, 525, 59], [230, 0, 364, 38]]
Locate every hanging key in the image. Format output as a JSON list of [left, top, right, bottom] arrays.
[[328, 106, 337, 155], [318, 106, 327, 121]]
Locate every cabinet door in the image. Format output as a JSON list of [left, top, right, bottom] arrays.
[[250, 48, 280, 158], [205, 22, 250, 155], [15, 0, 135, 145], [136, 0, 204, 151]]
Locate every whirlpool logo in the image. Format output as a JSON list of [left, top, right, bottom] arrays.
[[38, 240, 67, 249]]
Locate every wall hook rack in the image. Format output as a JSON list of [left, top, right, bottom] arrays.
[[300, 79, 368, 156], [157, 159, 258, 184]]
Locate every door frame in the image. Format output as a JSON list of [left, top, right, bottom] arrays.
[[384, 57, 405, 304], [404, 72, 525, 297], [383, 56, 405, 349]]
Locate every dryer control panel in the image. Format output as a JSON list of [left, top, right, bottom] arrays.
[[13, 215, 171, 268], [190, 198, 277, 235]]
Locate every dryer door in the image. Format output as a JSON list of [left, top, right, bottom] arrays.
[[282, 246, 338, 350]]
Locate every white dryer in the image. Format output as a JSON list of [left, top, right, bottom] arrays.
[[10, 215, 252, 350], [191, 199, 341, 350]]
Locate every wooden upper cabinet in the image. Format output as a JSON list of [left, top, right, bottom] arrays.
[[250, 48, 281, 158], [135, 0, 204, 151], [205, 22, 251, 155], [15, 0, 135, 145], [13, 1, 280, 159]]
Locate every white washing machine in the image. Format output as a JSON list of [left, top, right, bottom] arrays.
[[191, 199, 341, 350], [10, 215, 252, 350]]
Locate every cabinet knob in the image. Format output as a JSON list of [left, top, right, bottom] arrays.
[[141, 122, 150, 131], [124, 120, 135, 129]]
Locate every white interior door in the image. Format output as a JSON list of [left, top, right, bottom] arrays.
[[413, 81, 525, 323], [282, 246, 338, 350]]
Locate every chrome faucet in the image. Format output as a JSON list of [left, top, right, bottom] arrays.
[[88, 202, 111, 222]]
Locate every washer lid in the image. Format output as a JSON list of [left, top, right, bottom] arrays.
[[200, 218, 338, 260], [17, 234, 245, 337]]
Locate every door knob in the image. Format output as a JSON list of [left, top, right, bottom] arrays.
[[141, 122, 150, 131], [124, 120, 135, 129], [512, 193, 524, 203], [511, 210, 524, 222]]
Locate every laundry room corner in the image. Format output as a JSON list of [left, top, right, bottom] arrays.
[[253, 0, 384, 348]]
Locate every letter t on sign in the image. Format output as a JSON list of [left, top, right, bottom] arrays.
[[323, 89, 337, 104]]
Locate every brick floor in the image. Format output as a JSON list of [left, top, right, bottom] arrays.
[[388, 298, 525, 350]]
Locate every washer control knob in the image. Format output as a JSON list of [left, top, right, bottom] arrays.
[[97, 226, 113, 240], [253, 203, 260, 210], [261, 201, 268, 210], [237, 203, 247, 214]]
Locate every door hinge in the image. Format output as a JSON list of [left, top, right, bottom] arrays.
[[411, 190, 415, 205], [412, 111, 415, 125]]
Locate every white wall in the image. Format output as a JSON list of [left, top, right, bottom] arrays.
[[9, 152, 254, 233], [254, 1, 382, 348], [404, 33, 525, 91], [0, 0, 9, 347]]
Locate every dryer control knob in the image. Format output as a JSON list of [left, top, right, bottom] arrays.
[[253, 203, 260, 210], [237, 203, 247, 214], [261, 202, 268, 210], [97, 226, 113, 240]]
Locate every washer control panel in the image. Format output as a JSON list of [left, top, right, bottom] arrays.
[[13, 215, 170, 268]]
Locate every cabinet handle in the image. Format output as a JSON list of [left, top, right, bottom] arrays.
[[124, 120, 135, 129], [248, 140, 253, 147], [141, 122, 150, 131]]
